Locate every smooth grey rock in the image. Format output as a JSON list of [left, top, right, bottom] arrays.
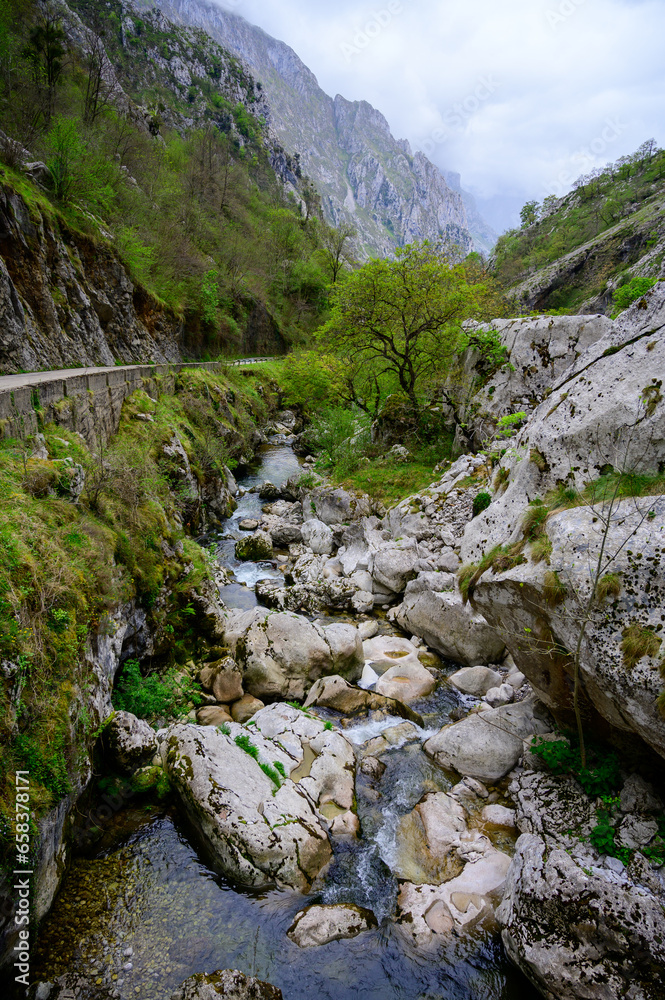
[[375, 661, 436, 704], [304, 486, 372, 526], [301, 518, 334, 555], [484, 683, 514, 707], [424, 696, 550, 782], [395, 590, 505, 666], [372, 537, 419, 594], [287, 903, 376, 948], [397, 848, 511, 947], [448, 666, 502, 697], [105, 710, 157, 774]]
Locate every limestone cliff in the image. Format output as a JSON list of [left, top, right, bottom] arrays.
[[135, 0, 477, 257]]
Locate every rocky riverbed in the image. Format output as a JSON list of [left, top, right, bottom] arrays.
[[21, 287, 665, 1000]]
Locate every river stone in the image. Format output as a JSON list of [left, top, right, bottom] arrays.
[[204, 656, 244, 704], [351, 590, 374, 613], [481, 804, 517, 829], [374, 661, 436, 703], [224, 608, 364, 701], [305, 486, 372, 526], [498, 833, 665, 1000], [264, 518, 303, 547], [287, 903, 377, 948], [394, 792, 468, 884], [196, 706, 233, 726], [165, 718, 332, 891], [371, 538, 419, 594], [297, 728, 355, 811], [397, 849, 511, 948], [169, 970, 282, 1000], [231, 694, 264, 723], [395, 590, 505, 666], [239, 518, 259, 531], [301, 517, 334, 554], [423, 696, 550, 782], [304, 675, 424, 725], [362, 635, 423, 675], [235, 530, 274, 561], [448, 666, 502, 697], [105, 710, 158, 774], [484, 683, 514, 707], [251, 703, 357, 817]]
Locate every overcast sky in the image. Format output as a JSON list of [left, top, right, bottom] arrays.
[[217, 0, 665, 232]]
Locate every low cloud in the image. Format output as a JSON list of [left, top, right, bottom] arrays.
[[223, 0, 665, 231]]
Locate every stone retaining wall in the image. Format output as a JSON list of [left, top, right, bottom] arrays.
[[0, 360, 266, 446]]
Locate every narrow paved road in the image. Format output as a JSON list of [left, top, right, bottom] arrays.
[[0, 358, 272, 391]]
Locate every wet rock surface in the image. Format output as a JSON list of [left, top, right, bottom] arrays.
[[169, 970, 283, 1000], [164, 709, 338, 891], [287, 903, 377, 948]]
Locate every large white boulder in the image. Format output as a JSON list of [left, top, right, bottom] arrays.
[[165, 705, 358, 893], [301, 518, 334, 554], [397, 849, 512, 948], [423, 696, 550, 783], [371, 537, 419, 594], [374, 661, 436, 703], [395, 589, 505, 666], [165, 717, 332, 891], [224, 608, 363, 700]]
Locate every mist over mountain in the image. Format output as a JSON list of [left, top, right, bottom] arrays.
[[138, 0, 496, 256]]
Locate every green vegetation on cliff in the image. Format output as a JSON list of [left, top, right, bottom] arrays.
[[0, 364, 277, 870], [0, 0, 344, 355], [492, 141, 665, 314]]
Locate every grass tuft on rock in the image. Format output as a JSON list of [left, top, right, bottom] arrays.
[[620, 623, 662, 669]]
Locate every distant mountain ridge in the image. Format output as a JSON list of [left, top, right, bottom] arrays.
[[137, 0, 494, 256]]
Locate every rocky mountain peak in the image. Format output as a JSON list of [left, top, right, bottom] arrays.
[[136, 0, 492, 256]]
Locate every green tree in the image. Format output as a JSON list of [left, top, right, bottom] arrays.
[[318, 241, 501, 420], [24, 3, 65, 122], [315, 222, 357, 284], [519, 199, 540, 228]]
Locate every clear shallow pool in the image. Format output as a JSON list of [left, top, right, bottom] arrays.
[[28, 811, 540, 1000]]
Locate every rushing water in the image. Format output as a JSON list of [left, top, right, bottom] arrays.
[[213, 443, 303, 609], [21, 441, 542, 1000]]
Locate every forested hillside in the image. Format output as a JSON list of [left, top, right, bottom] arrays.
[[0, 0, 349, 362], [492, 141, 665, 314]]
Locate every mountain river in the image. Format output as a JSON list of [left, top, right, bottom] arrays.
[[24, 442, 541, 1000]]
